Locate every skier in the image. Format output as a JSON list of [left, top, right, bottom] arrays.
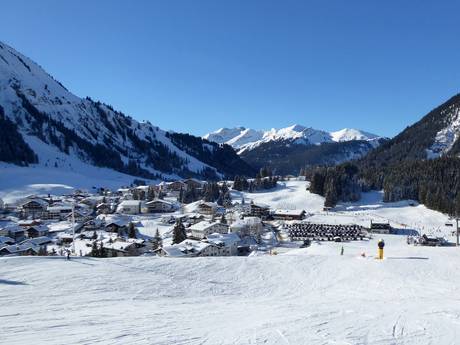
[[66, 250, 70, 261], [340, 246, 344, 256]]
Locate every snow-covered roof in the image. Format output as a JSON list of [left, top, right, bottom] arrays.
[[0, 236, 15, 244], [146, 199, 174, 206], [102, 240, 135, 252], [190, 221, 227, 232], [0, 243, 39, 254], [119, 200, 141, 207], [273, 209, 305, 216], [162, 239, 211, 257], [205, 232, 241, 247], [20, 236, 53, 246]]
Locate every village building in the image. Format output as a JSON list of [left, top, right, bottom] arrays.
[[189, 221, 229, 239], [0, 236, 15, 246], [117, 200, 142, 214], [103, 240, 140, 257], [183, 178, 204, 190], [21, 236, 53, 247], [272, 209, 306, 221], [26, 225, 49, 238], [167, 181, 187, 192], [0, 243, 39, 256], [198, 202, 218, 215], [96, 202, 112, 215], [248, 202, 270, 218], [370, 221, 392, 234], [145, 199, 175, 213], [20, 199, 49, 219], [64, 209, 91, 223], [204, 233, 241, 256], [230, 217, 264, 238], [0, 225, 26, 242], [160, 239, 221, 257], [46, 204, 73, 221]]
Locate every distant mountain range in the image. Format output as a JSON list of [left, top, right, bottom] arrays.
[[204, 125, 381, 153], [204, 125, 385, 174], [0, 41, 254, 181]]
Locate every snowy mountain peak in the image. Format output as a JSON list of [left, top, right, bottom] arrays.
[[330, 128, 380, 142], [204, 125, 381, 153]]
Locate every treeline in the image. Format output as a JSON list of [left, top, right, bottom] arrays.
[[308, 157, 460, 216], [0, 105, 37, 165], [308, 163, 361, 207], [233, 167, 279, 192], [179, 182, 232, 206]]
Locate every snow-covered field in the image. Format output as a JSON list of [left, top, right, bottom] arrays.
[[2, 235, 460, 345], [1, 180, 459, 344]]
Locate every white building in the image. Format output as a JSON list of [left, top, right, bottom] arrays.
[[204, 232, 241, 256], [145, 199, 175, 213], [160, 239, 224, 257], [189, 221, 229, 239], [117, 200, 142, 214], [230, 216, 263, 238]]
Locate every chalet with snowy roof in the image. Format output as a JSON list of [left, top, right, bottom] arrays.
[[64, 209, 91, 223], [0, 226, 25, 242], [102, 240, 139, 257], [198, 202, 218, 215], [0, 236, 15, 246], [117, 200, 142, 214], [20, 199, 49, 219], [230, 217, 263, 238], [145, 199, 175, 213], [204, 233, 241, 256], [248, 202, 270, 218], [184, 178, 204, 190], [21, 236, 53, 246], [167, 181, 187, 192], [0, 243, 39, 256], [46, 204, 73, 221], [160, 239, 220, 257], [96, 202, 112, 215], [18, 219, 42, 228], [189, 221, 229, 239], [25, 225, 49, 238], [273, 209, 306, 221]]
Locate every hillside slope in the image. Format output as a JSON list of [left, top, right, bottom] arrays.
[[0, 41, 254, 180]]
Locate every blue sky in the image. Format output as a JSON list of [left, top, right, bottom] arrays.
[[2, 0, 460, 137]]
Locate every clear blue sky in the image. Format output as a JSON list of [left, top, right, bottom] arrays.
[[2, 0, 460, 137]]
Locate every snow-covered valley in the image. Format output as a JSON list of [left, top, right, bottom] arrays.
[[1, 181, 459, 345]]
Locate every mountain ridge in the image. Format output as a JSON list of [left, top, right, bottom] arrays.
[[0, 41, 255, 181]]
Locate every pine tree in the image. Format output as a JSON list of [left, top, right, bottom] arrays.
[[128, 222, 137, 238], [172, 219, 187, 244], [220, 213, 227, 225], [91, 241, 99, 257], [152, 228, 162, 250]]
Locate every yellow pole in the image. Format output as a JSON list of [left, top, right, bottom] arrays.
[[378, 248, 383, 260]]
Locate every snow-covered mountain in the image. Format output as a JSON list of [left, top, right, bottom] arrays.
[[0, 41, 254, 181], [204, 125, 381, 154]]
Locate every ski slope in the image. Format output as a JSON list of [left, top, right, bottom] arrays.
[[1, 180, 459, 344], [2, 235, 460, 345]]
